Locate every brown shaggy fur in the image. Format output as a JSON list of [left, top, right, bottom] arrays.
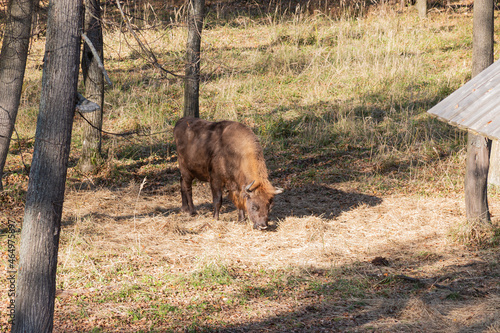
[[173, 117, 281, 229]]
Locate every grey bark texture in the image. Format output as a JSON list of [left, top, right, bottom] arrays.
[[80, 0, 104, 173], [416, 0, 427, 18], [183, 0, 205, 118], [471, 0, 494, 77], [465, 0, 494, 224], [488, 140, 500, 185], [0, 0, 36, 191], [12, 0, 82, 331]]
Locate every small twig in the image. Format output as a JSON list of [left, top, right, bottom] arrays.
[[396, 274, 455, 291], [133, 177, 147, 254], [76, 110, 166, 138], [77, 110, 138, 137], [81, 32, 113, 87]]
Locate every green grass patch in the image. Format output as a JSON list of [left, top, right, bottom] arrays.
[[186, 263, 234, 288]]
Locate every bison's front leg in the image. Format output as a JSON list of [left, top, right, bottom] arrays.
[[237, 209, 246, 223], [180, 175, 196, 216], [210, 180, 223, 220]]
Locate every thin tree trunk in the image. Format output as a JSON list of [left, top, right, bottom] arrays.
[[0, 0, 36, 191], [465, 0, 494, 224], [12, 0, 82, 331], [80, 0, 104, 173], [416, 0, 427, 18], [488, 140, 500, 185], [183, 0, 205, 118], [476, 0, 500, 187], [471, 0, 494, 77]]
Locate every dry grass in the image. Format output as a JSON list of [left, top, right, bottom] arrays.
[[449, 216, 500, 248], [61, 182, 461, 271], [32, 182, 496, 332], [1, 2, 500, 332]]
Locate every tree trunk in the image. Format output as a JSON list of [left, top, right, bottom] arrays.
[[12, 0, 82, 331], [488, 140, 500, 185], [471, 0, 494, 77], [416, 0, 427, 18], [478, 0, 500, 187], [465, 0, 494, 225], [183, 0, 205, 118], [465, 133, 491, 223], [79, 0, 104, 173], [0, 0, 36, 191]]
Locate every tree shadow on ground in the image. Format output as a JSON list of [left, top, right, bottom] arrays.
[[211, 249, 499, 333], [52, 242, 499, 332], [61, 182, 382, 230], [271, 184, 382, 221], [67, 141, 179, 192]]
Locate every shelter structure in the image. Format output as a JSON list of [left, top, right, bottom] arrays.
[[428, 59, 500, 140]]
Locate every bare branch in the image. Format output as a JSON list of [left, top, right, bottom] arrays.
[[115, 0, 182, 78], [81, 32, 113, 87]]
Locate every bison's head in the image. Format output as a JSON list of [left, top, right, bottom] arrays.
[[244, 180, 283, 230]]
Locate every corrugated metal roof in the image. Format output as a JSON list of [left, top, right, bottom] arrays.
[[427, 59, 500, 140]]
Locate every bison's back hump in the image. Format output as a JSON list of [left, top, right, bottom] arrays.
[[174, 117, 262, 161]]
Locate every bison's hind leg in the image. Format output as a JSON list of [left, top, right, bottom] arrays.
[[180, 175, 196, 216]]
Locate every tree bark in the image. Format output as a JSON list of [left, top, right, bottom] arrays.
[[465, 133, 491, 223], [416, 0, 427, 18], [183, 0, 205, 118], [12, 0, 82, 331], [79, 0, 104, 173], [465, 0, 494, 225], [488, 140, 500, 185], [400, 0, 405, 11], [477, 0, 500, 187], [472, 1, 494, 77], [0, 0, 36, 191]]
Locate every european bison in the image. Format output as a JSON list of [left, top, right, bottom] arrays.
[[173, 117, 282, 230]]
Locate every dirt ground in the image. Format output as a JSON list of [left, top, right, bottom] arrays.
[[40, 169, 499, 332], [1, 143, 499, 332]]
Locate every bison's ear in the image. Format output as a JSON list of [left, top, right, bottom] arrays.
[[274, 187, 283, 195]]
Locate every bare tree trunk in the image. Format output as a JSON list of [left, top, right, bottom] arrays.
[[183, 0, 205, 118], [416, 0, 427, 18], [476, 0, 500, 188], [488, 140, 500, 185], [465, 0, 494, 225], [79, 0, 104, 173], [465, 134, 491, 223], [0, 0, 36, 191], [472, 0, 494, 77], [11, 0, 82, 331]]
